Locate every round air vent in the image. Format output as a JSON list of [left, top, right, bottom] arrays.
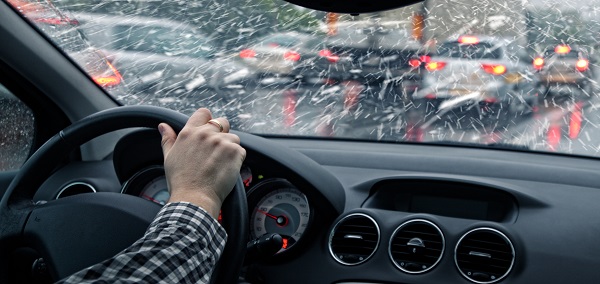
[[329, 213, 380, 265], [56, 182, 96, 199], [389, 219, 445, 273], [455, 228, 515, 283]]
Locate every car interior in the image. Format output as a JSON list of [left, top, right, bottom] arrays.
[[2, 0, 600, 283]]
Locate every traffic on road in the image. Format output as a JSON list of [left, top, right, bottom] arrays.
[[11, 0, 600, 155]]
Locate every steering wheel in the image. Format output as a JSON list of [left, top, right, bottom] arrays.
[[0, 106, 248, 284]]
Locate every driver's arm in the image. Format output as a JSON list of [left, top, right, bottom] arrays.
[[57, 108, 246, 284]]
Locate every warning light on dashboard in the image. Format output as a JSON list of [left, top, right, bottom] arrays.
[[282, 238, 289, 249], [258, 175, 264, 180]]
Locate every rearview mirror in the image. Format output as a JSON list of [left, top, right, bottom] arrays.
[[281, 0, 424, 14]]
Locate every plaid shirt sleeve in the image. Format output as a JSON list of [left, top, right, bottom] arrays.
[[56, 202, 227, 284]]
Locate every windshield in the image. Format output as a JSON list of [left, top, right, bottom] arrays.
[[10, 0, 600, 158], [437, 42, 502, 59]]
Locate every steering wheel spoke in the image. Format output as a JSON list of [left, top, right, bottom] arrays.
[[23, 193, 160, 279]]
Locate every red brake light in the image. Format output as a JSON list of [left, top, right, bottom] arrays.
[[408, 58, 421, 68], [318, 49, 332, 57], [419, 55, 431, 63], [533, 57, 544, 70], [458, 36, 479, 45], [555, 45, 571, 54], [483, 97, 498, 104], [481, 64, 507, 75], [94, 61, 122, 87], [283, 51, 301, 61], [425, 61, 446, 71], [239, 49, 256, 58], [576, 59, 589, 72], [318, 49, 339, 63], [93, 75, 120, 87]]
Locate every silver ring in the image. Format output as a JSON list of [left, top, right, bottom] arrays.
[[207, 119, 224, 132]]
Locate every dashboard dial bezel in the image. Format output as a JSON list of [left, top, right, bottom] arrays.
[[246, 178, 314, 258], [121, 165, 167, 204]]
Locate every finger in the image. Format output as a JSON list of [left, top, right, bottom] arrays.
[[186, 108, 213, 127], [220, 133, 241, 144], [158, 123, 177, 157], [205, 117, 230, 133]]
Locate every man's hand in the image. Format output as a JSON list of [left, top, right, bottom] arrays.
[[158, 108, 246, 218]]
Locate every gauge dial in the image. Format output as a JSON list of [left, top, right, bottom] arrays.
[[139, 176, 169, 205], [250, 180, 310, 254]]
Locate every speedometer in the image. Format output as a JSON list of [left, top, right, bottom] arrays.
[[248, 179, 311, 254]]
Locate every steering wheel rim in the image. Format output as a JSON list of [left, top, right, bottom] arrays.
[[0, 105, 248, 283]]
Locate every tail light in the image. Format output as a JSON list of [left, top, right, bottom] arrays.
[[318, 49, 340, 63], [419, 55, 431, 63], [458, 35, 479, 44], [576, 59, 589, 72], [555, 45, 571, 54], [533, 57, 544, 70], [283, 51, 301, 61], [425, 61, 446, 71], [239, 49, 256, 58], [408, 58, 421, 68], [93, 76, 120, 87], [481, 64, 507, 75], [483, 97, 498, 104], [93, 61, 122, 87]]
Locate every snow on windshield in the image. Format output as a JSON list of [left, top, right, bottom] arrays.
[[15, 0, 600, 157]]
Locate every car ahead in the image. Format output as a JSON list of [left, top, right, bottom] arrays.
[[234, 31, 322, 84], [533, 44, 594, 100], [68, 12, 252, 109], [412, 35, 540, 128], [5, 0, 600, 284], [297, 21, 428, 86]]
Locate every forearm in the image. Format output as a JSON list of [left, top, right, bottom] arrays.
[[57, 202, 227, 284]]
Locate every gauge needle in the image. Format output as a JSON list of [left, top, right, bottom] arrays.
[[257, 210, 278, 220], [142, 194, 160, 203], [257, 210, 289, 226]]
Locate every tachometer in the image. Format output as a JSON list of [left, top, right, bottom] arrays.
[[139, 176, 169, 205], [248, 179, 311, 254]]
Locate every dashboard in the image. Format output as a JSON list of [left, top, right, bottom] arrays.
[[30, 129, 600, 283]]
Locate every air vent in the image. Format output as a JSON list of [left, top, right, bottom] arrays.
[[56, 182, 96, 199], [329, 213, 380, 265], [389, 219, 445, 273], [455, 228, 515, 283]]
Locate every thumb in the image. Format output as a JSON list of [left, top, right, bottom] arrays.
[[158, 123, 177, 158]]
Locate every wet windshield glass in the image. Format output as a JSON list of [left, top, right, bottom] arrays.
[[438, 42, 502, 59], [10, 0, 600, 158]]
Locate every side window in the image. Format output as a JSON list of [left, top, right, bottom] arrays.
[[0, 84, 35, 171]]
